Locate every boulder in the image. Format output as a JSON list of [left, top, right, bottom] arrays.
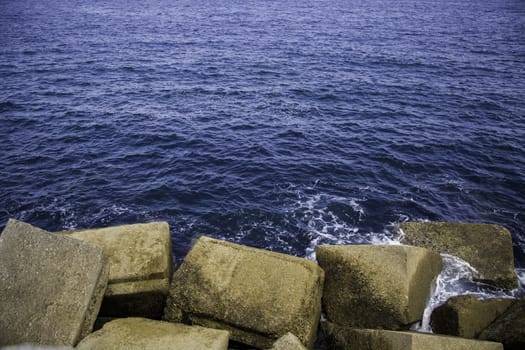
[[322, 322, 503, 350], [398, 222, 517, 289], [0, 219, 109, 346], [76, 317, 229, 350], [316, 244, 441, 330], [59, 222, 172, 318], [163, 236, 324, 349], [479, 297, 525, 350], [270, 332, 307, 350], [430, 295, 515, 338]]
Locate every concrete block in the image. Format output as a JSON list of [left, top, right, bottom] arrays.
[[316, 244, 441, 329], [398, 222, 517, 289], [479, 297, 525, 350], [164, 236, 324, 349], [76, 317, 229, 350], [270, 332, 307, 350], [430, 295, 515, 338], [0, 219, 108, 346], [59, 222, 172, 318], [322, 323, 503, 350]]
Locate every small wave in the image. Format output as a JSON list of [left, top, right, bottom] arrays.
[[284, 190, 397, 259], [415, 254, 518, 333], [15, 198, 80, 231], [0, 101, 20, 112]]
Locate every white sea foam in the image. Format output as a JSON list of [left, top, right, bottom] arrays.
[[283, 190, 400, 259], [414, 254, 518, 332], [16, 198, 79, 231]]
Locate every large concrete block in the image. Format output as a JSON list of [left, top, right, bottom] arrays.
[[76, 317, 229, 350], [430, 295, 515, 338], [322, 323, 503, 350], [479, 297, 525, 350], [316, 244, 442, 330], [59, 222, 172, 318], [398, 222, 517, 289], [0, 219, 109, 346], [164, 236, 324, 349]]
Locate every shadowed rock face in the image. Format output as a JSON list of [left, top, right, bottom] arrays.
[[316, 244, 442, 330], [322, 323, 504, 350], [163, 236, 324, 349], [76, 317, 230, 350], [430, 295, 516, 338], [59, 222, 172, 318], [479, 297, 525, 350], [0, 219, 109, 346], [398, 222, 517, 289]]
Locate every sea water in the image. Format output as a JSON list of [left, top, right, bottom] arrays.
[[1, 0, 525, 339]]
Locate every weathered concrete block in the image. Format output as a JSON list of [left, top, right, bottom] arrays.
[[270, 332, 307, 350], [479, 297, 525, 350], [59, 222, 172, 318], [76, 317, 229, 350], [0, 346, 73, 350], [164, 236, 324, 349], [0, 219, 109, 346], [398, 222, 517, 289], [316, 244, 441, 330], [322, 323, 503, 350], [430, 295, 515, 338]]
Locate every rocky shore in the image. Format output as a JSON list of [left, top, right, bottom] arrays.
[[0, 219, 523, 349]]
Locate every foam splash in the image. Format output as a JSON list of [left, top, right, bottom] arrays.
[[285, 190, 395, 259], [414, 254, 518, 333]]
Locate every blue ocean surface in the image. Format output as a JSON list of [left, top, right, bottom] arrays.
[[1, 0, 525, 320]]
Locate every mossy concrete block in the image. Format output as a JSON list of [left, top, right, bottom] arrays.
[[76, 317, 229, 350], [430, 295, 515, 338], [164, 236, 324, 349], [479, 297, 525, 350], [316, 244, 441, 330], [59, 222, 172, 318], [270, 332, 307, 350], [398, 222, 517, 289], [0, 219, 109, 346], [322, 323, 503, 350]]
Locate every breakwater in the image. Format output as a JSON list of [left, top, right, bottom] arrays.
[[1, 219, 523, 349]]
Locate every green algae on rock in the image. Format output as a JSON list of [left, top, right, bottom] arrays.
[[398, 222, 517, 289], [316, 244, 442, 330], [164, 236, 324, 349]]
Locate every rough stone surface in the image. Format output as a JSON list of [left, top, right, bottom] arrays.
[[164, 236, 324, 349], [270, 332, 307, 350], [0, 219, 109, 346], [430, 295, 515, 338], [59, 222, 172, 318], [76, 317, 229, 350], [0, 346, 73, 350], [322, 323, 503, 350], [316, 244, 441, 330], [398, 222, 517, 289], [479, 297, 525, 350]]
